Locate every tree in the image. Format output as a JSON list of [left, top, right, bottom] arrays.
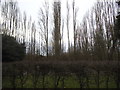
[[81, 17, 89, 60], [38, 1, 49, 57], [23, 11, 27, 44], [31, 22, 36, 55], [27, 16, 32, 54], [2, 34, 25, 62], [53, 1, 61, 56], [72, 0, 78, 54], [66, 1, 70, 53], [60, 19, 64, 54]]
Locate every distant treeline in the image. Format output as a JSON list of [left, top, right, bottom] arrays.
[[1, 0, 119, 61]]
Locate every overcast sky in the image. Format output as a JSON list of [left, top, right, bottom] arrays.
[[17, 0, 96, 25]]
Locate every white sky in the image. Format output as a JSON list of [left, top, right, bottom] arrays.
[[17, 0, 96, 25]]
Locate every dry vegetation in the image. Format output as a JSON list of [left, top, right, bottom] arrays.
[[2, 58, 120, 88]]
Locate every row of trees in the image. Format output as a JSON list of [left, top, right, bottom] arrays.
[[0, 0, 37, 55], [1, 0, 119, 60], [75, 0, 119, 61]]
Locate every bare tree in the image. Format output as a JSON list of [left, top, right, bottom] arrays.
[[23, 11, 27, 44], [27, 16, 32, 54], [31, 22, 36, 55], [60, 19, 64, 54], [66, 1, 70, 53], [82, 17, 89, 60], [38, 1, 49, 57], [53, 0, 61, 56], [72, 0, 78, 54]]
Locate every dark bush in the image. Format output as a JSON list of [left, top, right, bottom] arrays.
[[2, 34, 26, 62]]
